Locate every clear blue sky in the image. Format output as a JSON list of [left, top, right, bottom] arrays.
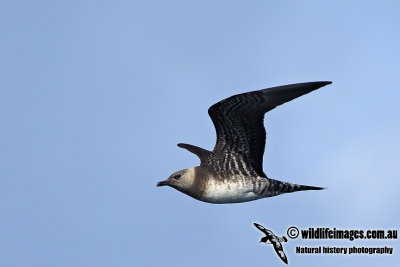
[[1, 1, 399, 266]]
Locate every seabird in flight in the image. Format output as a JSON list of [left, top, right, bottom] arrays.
[[254, 222, 289, 264], [157, 81, 331, 204]]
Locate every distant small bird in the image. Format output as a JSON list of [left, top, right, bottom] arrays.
[[254, 223, 288, 264], [157, 82, 331, 203]]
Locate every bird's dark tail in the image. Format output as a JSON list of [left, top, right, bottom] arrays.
[[267, 179, 324, 197], [294, 184, 325, 192]]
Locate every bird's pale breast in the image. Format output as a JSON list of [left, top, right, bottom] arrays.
[[199, 175, 264, 204]]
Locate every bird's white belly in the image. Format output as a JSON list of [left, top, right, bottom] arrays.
[[201, 179, 262, 204]]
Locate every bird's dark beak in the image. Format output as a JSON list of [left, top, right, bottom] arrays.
[[157, 180, 169, 187]]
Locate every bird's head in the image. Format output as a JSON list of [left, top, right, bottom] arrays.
[[157, 167, 196, 195]]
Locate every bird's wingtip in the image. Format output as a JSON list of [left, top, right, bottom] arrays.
[[314, 81, 332, 87]]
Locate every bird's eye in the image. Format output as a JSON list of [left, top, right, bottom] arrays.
[[174, 174, 181, 180]]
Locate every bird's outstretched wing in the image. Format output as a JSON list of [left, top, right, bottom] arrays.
[[254, 222, 272, 235], [206, 81, 331, 177], [273, 244, 288, 265], [177, 143, 211, 165]]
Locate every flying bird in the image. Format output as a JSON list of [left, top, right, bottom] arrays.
[[157, 81, 331, 204], [254, 223, 288, 264]]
